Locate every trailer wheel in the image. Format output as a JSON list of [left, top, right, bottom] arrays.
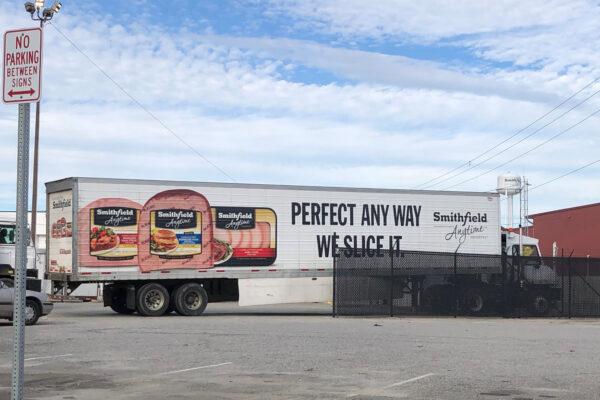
[[173, 283, 208, 316], [136, 283, 170, 317], [528, 291, 550, 316], [462, 288, 486, 315]]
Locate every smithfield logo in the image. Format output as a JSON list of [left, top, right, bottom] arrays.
[[216, 207, 255, 230], [93, 207, 137, 227], [434, 211, 488, 244], [433, 211, 488, 226], [154, 209, 197, 230], [52, 198, 71, 210]]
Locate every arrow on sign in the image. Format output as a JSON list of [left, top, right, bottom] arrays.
[[8, 88, 36, 97]]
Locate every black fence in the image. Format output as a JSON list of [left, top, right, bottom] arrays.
[[333, 249, 600, 318]]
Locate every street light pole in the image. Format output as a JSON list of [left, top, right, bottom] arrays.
[[25, 1, 62, 248], [31, 19, 42, 245]]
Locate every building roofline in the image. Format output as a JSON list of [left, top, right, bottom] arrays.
[[529, 201, 600, 218]]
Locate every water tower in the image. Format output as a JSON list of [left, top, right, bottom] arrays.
[[497, 173, 522, 228]]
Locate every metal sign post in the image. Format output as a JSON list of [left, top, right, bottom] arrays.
[[11, 103, 30, 400], [4, 26, 43, 400]]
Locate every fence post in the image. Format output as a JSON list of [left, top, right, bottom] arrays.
[[568, 251, 573, 319], [453, 251, 458, 318], [332, 251, 337, 318], [390, 246, 394, 317], [501, 251, 507, 318]]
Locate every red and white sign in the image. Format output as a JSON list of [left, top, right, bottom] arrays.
[[3, 28, 43, 104]]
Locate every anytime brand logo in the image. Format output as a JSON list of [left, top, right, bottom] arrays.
[[154, 209, 197, 230], [434, 211, 489, 244], [94, 207, 137, 227], [216, 207, 255, 230]]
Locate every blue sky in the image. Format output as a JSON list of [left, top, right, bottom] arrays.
[[0, 0, 599, 216]]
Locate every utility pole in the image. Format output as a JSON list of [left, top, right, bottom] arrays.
[[25, 0, 63, 246], [31, 19, 42, 244]]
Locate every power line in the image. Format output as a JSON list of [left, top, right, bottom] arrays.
[[423, 85, 600, 189], [530, 158, 600, 191], [414, 76, 600, 189], [48, 22, 237, 183], [443, 105, 600, 190]]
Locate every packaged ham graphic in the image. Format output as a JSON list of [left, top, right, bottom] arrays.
[[212, 207, 277, 266], [78, 198, 142, 267], [139, 189, 213, 271]]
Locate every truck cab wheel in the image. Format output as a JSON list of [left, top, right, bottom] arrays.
[[172, 283, 208, 316], [136, 283, 170, 317], [528, 292, 550, 316], [462, 288, 486, 315]]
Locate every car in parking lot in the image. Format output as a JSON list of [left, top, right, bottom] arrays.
[[0, 278, 53, 325]]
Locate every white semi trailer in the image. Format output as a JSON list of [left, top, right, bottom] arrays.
[[45, 177, 557, 316]]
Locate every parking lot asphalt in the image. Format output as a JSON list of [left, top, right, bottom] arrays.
[[1, 302, 599, 400]]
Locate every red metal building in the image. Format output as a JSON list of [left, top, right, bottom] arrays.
[[529, 202, 600, 258]]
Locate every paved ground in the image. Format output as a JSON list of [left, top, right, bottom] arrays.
[[1, 302, 599, 400]]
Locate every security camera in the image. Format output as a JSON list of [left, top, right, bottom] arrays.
[[50, 1, 61, 13], [24, 2, 36, 13]]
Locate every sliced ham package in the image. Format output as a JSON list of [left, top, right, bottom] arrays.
[[211, 207, 277, 266], [78, 198, 142, 267], [139, 189, 213, 272]]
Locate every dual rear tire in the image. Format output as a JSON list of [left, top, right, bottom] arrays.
[[134, 282, 208, 317], [171, 283, 208, 316]]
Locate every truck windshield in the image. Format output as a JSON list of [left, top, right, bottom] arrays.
[[521, 245, 539, 257], [0, 224, 16, 245]]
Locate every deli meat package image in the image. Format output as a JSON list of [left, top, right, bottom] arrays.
[[78, 198, 142, 267], [212, 207, 277, 266], [139, 189, 213, 272]]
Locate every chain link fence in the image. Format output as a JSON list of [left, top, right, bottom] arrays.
[[333, 249, 600, 318]]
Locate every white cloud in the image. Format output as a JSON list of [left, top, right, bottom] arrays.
[[0, 0, 598, 217], [268, 0, 587, 42]]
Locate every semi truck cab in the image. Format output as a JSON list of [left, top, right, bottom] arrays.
[[0, 219, 38, 281]]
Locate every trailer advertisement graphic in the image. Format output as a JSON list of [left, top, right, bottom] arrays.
[[48, 190, 73, 273], [49, 179, 499, 275], [89, 207, 139, 261]]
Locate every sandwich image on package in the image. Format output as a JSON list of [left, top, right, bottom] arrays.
[[148, 207, 204, 258], [150, 228, 179, 253], [138, 189, 213, 271]]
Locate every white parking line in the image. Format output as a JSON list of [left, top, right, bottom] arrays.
[[158, 362, 232, 376], [24, 354, 73, 361], [385, 373, 436, 388], [347, 373, 435, 398]]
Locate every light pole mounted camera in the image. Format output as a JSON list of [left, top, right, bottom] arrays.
[[24, 1, 62, 22], [22, 0, 62, 247]]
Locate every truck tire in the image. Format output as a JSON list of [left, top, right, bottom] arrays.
[[528, 291, 550, 316], [136, 283, 170, 317], [25, 298, 41, 326], [462, 288, 486, 315], [172, 283, 208, 316]]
